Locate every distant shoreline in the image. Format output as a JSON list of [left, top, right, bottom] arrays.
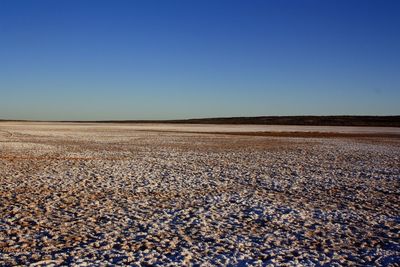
[[1, 116, 400, 127]]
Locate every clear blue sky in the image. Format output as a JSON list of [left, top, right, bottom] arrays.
[[1, 0, 399, 120]]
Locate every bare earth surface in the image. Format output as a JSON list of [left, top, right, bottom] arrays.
[[0, 122, 399, 266]]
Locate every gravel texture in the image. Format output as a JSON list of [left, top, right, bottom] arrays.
[[0, 123, 399, 266]]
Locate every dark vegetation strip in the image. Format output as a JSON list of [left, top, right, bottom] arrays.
[[1, 116, 400, 127], [162, 115, 400, 127]]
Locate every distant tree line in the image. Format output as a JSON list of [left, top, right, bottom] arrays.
[[1, 116, 399, 127]]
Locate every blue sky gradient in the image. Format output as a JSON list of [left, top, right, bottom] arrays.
[[1, 0, 399, 120]]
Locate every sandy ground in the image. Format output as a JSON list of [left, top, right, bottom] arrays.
[[1, 121, 400, 134], [0, 122, 399, 266]]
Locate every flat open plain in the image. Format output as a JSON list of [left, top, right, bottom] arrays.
[[0, 122, 399, 266]]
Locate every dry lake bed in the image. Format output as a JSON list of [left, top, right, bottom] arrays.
[[0, 122, 399, 266]]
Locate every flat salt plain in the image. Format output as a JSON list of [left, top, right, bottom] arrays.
[[0, 122, 399, 266]]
